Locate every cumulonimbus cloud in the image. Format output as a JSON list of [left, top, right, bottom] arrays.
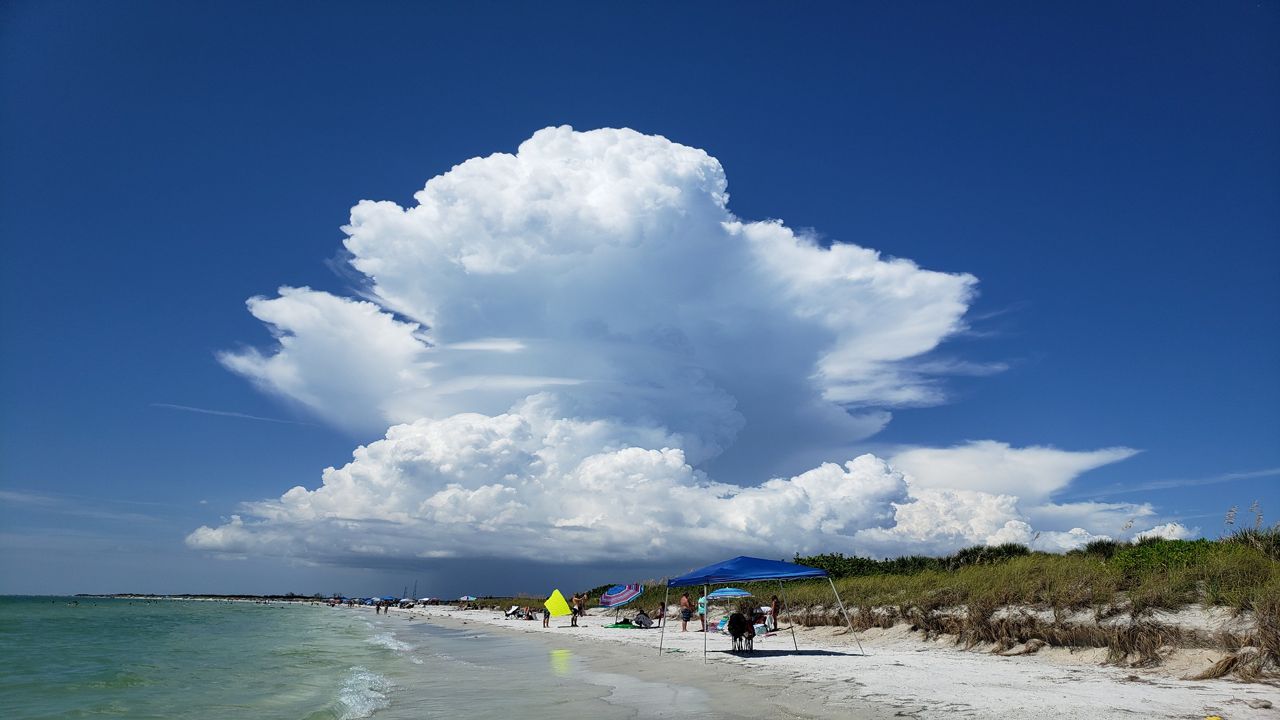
[[217, 127, 976, 475], [191, 127, 1172, 566]]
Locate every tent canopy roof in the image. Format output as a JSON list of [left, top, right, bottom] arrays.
[[667, 556, 827, 587]]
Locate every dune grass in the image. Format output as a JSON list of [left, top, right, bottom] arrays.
[[782, 528, 1279, 615], [769, 527, 1280, 676]]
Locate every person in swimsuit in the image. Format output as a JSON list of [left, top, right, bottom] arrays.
[[679, 593, 694, 631]]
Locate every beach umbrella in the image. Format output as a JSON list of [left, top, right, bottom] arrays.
[[706, 587, 752, 599], [599, 584, 643, 608], [458, 595, 478, 601]]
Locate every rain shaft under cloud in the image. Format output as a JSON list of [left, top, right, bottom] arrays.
[[191, 126, 1175, 567]]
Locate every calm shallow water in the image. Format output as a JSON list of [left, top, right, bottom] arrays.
[[0, 597, 750, 719]]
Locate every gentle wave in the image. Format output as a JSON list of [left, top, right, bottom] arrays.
[[367, 631, 413, 653], [337, 666, 393, 720]]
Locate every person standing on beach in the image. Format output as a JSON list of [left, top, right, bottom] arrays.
[[575, 594, 586, 626], [678, 593, 693, 631], [569, 593, 579, 627], [697, 593, 706, 632], [657, 600, 666, 628], [769, 595, 782, 632], [542, 604, 550, 628]]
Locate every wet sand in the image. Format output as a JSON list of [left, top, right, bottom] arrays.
[[398, 610, 897, 719]]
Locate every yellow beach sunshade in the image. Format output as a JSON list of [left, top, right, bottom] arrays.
[[544, 589, 572, 617]]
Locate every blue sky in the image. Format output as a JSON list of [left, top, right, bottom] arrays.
[[1, 1, 1277, 597]]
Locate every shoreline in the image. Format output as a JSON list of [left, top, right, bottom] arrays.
[[384, 604, 1279, 720], [388, 607, 894, 719]]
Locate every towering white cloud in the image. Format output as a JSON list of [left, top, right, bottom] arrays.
[[219, 126, 975, 475], [194, 126, 1173, 566]]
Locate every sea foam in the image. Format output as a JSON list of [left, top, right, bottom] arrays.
[[337, 667, 393, 720]]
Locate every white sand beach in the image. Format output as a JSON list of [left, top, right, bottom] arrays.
[[396, 605, 1279, 720]]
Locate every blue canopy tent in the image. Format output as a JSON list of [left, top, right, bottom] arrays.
[[659, 556, 863, 662]]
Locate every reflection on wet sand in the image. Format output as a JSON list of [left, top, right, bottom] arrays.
[[550, 648, 572, 676]]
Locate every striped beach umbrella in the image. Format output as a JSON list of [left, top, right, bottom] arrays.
[[599, 584, 643, 608], [706, 587, 752, 599], [458, 595, 478, 601]]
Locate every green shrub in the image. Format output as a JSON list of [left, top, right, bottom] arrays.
[[944, 543, 1032, 570], [795, 544, 1033, 579], [1072, 538, 1122, 560], [1110, 538, 1213, 577]]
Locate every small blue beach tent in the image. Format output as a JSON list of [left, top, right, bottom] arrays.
[[658, 555, 863, 661]]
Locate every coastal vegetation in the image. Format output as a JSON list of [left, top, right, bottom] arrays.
[[485, 521, 1278, 681], [776, 524, 1280, 680]]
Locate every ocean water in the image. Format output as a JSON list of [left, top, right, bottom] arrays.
[[0, 597, 785, 720]]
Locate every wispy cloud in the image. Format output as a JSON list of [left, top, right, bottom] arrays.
[[151, 403, 313, 426], [1081, 467, 1280, 499], [0, 489, 164, 524]]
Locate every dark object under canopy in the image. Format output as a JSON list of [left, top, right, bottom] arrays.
[[667, 556, 827, 587], [660, 555, 863, 661]]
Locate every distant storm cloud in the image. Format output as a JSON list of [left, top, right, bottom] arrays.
[[193, 127, 1169, 565]]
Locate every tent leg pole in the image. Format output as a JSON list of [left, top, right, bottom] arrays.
[[703, 584, 708, 664], [828, 576, 865, 655], [779, 580, 799, 651], [658, 586, 670, 654]]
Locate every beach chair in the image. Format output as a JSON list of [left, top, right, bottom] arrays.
[[503, 605, 520, 618]]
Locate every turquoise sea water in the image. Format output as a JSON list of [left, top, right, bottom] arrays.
[[0, 597, 772, 720], [0, 597, 413, 719]]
